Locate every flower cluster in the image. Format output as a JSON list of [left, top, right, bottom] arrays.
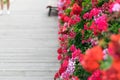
[[61, 59, 75, 80], [81, 46, 103, 72], [101, 34, 120, 80], [88, 70, 101, 80], [55, 0, 120, 80]]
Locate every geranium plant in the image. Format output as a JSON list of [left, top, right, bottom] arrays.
[[55, 0, 120, 80]]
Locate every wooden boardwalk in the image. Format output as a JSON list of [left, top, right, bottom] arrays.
[[0, 0, 59, 80]]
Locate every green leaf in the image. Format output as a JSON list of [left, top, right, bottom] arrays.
[[74, 62, 91, 80], [98, 0, 109, 7], [70, 0, 75, 6], [100, 55, 113, 70], [65, 8, 71, 16]]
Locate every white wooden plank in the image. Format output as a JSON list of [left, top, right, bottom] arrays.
[[0, 77, 54, 80], [0, 0, 59, 79], [0, 70, 56, 76]]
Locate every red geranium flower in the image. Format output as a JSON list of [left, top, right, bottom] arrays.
[[88, 70, 101, 80], [72, 76, 80, 80], [108, 34, 120, 59], [101, 65, 120, 80], [81, 46, 103, 72], [68, 15, 81, 26], [90, 8, 100, 17], [70, 44, 76, 52], [83, 12, 91, 20], [54, 60, 69, 79], [70, 3, 82, 16], [69, 31, 76, 39], [72, 49, 81, 59], [90, 21, 100, 35], [58, 54, 62, 60]]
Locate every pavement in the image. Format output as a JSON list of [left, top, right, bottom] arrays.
[[0, 0, 59, 80]]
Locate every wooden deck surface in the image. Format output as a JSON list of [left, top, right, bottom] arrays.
[[0, 0, 59, 80]]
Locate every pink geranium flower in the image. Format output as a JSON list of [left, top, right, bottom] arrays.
[[64, 16, 71, 22], [61, 59, 75, 80], [88, 70, 101, 80], [58, 54, 62, 60], [109, 0, 120, 12], [68, 15, 81, 26], [90, 8, 101, 17], [70, 45, 76, 52], [83, 12, 91, 20], [90, 21, 99, 35], [95, 15, 108, 31], [69, 31, 76, 39], [57, 47, 63, 54], [112, 3, 120, 12], [90, 15, 108, 35], [54, 59, 69, 79], [57, 47, 67, 54], [72, 49, 81, 59], [72, 76, 79, 80], [59, 34, 68, 42]]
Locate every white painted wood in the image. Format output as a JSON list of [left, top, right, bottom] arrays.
[[0, 0, 59, 80], [47, 0, 58, 6]]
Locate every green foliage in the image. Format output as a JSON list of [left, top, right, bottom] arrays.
[[73, 21, 92, 53], [60, 20, 64, 25], [83, 30, 93, 40], [70, 0, 75, 6], [82, 0, 92, 16], [70, 0, 118, 79], [98, 0, 109, 7], [58, 0, 120, 79], [74, 61, 91, 80], [109, 19, 120, 34], [65, 8, 72, 16], [74, 20, 84, 32], [100, 55, 113, 70], [68, 39, 75, 48]]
